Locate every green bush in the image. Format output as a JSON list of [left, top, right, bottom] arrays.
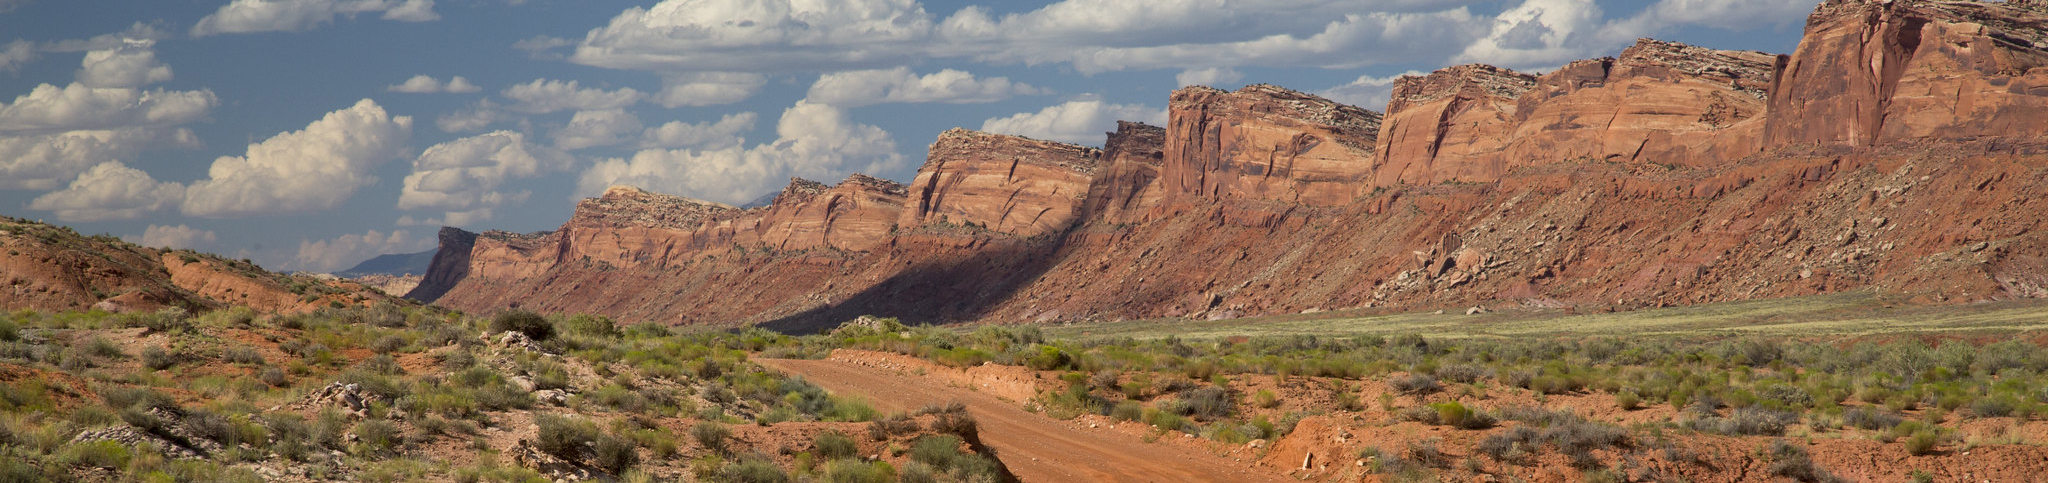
[[535, 414, 601, 461], [352, 419, 401, 457], [490, 310, 554, 341], [691, 422, 730, 453], [1109, 400, 1144, 421], [813, 430, 858, 460], [590, 433, 639, 474], [55, 440, 132, 469], [1904, 430, 1940, 456]]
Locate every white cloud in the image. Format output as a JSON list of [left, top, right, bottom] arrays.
[[1596, 0, 1814, 46], [500, 78, 642, 114], [182, 99, 414, 217], [513, 35, 574, 60], [0, 128, 166, 190], [1318, 70, 1427, 111], [27, 161, 184, 222], [979, 97, 1165, 145], [578, 101, 903, 204], [435, 100, 515, 132], [192, 0, 441, 36], [1175, 67, 1242, 88], [76, 39, 172, 88], [294, 229, 432, 272], [640, 112, 755, 150], [128, 224, 218, 250], [0, 40, 36, 73], [653, 72, 765, 108], [399, 130, 573, 224], [552, 108, 642, 150], [805, 67, 1044, 107], [1453, 0, 1605, 69], [570, 0, 938, 73], [0, 82, 217, 134], [387, 74, 480, 93], [382, 0, 438, 22]]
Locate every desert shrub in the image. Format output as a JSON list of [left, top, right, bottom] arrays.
[[1971, 394, 2019, 418], [55, 440, 132, 469], [1434, 364, 1490, 384], [1432, 401, 1495, 430], [1542, 417, 1629, 469], [1181, 386, 1233, 420], [1024, 346, 1071, 371], [370, 335, 407, 354], [1405, 438, 1450, 468], [718, 454, 788, 483], [591, 433, 640, 474], [908, 434, 1001, 481], [1110, 401, 1144, 421], [820, 459, 895, 483], [563, 314, 620, 339], [490, 310, 554, 341], [82, 336, 124, 359], [140, 346, 176, 370], [1841, 406, 1902, 431], [1088, 370, 1121, 391], [223, 346, 264, 364], [1615, 391, 1642, 410], [353, 419, 401, 457], [529, 361, 570, 391], [1758, 384, 1814, 408], [536, 414, 602, 460], [1688, 407, 1799, 436], [1478, 426, 1538, 462], [930, 410, 978, 439], [1390, 373, 1440, 395], [1767, 440, 1847, 483], [263, 413, 310, 461], [258, 366, 288, 387], [691, 421, 731, 453], [867, 414, 919, 441], [1252, 389, 1279, 408], [1904, 429, 1940, 456], [814, 430, 858, 460]]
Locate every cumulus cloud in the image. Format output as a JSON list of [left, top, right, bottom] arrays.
[[578, 101, 902, 204], [387, 74, 480, 93], [0, 82, 217, 134], [1175, 67, 1242, 88], [653, 72, 765, 108], [1318, 70, 1427, 111], [1453, 0, 1605, 69], [501, 79, 642, 114], [806, 67, 1044, 107], [569, 0, 1493, 78], [552, 108, 642, 150], [192, 0, 441, 36], [127, 224, 218, 250], [1596, 0, 1814, 46], [0, 128, 166, 190], [570, 0, 937, 73], [75, 40, 173, 88], [435, 100, 515, 132], [0, 40, 36, 73], [3, 23, 171, 73], [27, 161, 184, 222], [513, 35, 574, 60], [640, 112, 755, 150], [979, 97, 1165, 145], [182, 99, 414, 217], [399, 130, 573, 224], [294, 229, 432, 272]]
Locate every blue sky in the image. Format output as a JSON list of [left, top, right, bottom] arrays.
[[0, 0, 1815, 273]]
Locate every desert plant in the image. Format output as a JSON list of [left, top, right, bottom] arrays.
[[1252, 389, 1280, 408], [1767, 440, 1847, 483], [140, 346, 176, 370], [814, 430, 858, 460], [1904, 429, 1940, 456], [536, 414, 602, 461], [691, 421, 731, 454], [1390, 373, 1441, 395], [490, 310, 553, 341], [1181, 386, 1234, 420]]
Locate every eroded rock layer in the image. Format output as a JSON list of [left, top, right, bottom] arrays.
[[420, 0, 2048, 331]]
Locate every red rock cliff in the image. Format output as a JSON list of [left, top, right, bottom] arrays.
[[897, 129, 1101, 238], [1161, 85, 1381, 209], [1766, 0, 2048, 147], [1080, 121, 1167, 225]]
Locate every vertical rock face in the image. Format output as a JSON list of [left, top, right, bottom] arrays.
[[1081, 121, 1167, 224], [755, 174, 907, 252], [1161, 85, 1381, 208], [1501, 39, 1777, 168], [404, 227, 477, 302], [1766, 0, 2048, 148], [897, 129, 1102, 238], [1372, 65, 1536, 187]]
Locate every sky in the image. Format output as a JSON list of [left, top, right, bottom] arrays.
[[0, 0, 1817, 273]]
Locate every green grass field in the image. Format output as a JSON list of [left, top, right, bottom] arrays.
[[1043, 291, 2048, 341]]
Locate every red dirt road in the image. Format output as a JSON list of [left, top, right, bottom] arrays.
[[757, 357, 1290, 483]]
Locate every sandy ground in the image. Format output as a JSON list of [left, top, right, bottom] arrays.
[[757, 355, 1290, 483]]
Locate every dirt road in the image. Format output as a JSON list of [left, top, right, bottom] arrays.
[[757, 355, 1291, 483]]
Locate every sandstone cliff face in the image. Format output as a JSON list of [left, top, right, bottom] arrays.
[[1161, 85, 1381, 209], [1766, 0, 2048, 148], [898, 129, 1101, 237], [1501, 39, 1776, 168], [1372, 65, 1536, 186], [420, 1, 2048, 330], [1080, 122, 1167, 225], [404, 227, 476, 302]]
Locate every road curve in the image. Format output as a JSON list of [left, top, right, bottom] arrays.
[[757, 356, 1290, 483]]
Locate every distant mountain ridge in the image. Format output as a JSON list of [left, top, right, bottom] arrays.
[[411, 0, 2048, 331], [335, 248, 437, 278]]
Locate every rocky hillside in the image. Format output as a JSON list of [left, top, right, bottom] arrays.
[[417, 0, 2048, 331], [0, 217, 400, 314]]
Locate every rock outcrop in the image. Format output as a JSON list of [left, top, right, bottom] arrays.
[[897, 129, 1101, 237], [1161, 85, 1381, 208], [416, 1, 2048, 330], [405, 227, 477, 302], [1766, 0, 2048, 147], [0, 217, 393, 314]]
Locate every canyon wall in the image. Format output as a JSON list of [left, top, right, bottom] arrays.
[[416, 0, 2048, 331]]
